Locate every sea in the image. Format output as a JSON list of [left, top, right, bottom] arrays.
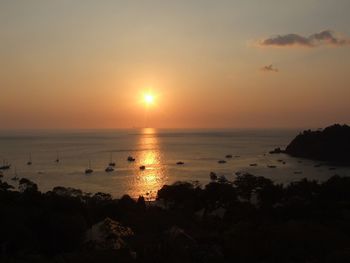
[[0, 128, 349, 200]]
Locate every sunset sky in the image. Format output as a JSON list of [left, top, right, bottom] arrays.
[[1, 0, 350, 129]]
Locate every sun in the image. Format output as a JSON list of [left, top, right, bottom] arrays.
[[144, 94, 154, 105]]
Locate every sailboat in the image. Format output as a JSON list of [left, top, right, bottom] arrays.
[[0, 160, 11, 170], [85, 160, 93, 174], [27, 153, 32, 165], [11, 167, 19, 181], [108, 152, 116, 167], [55, 151, 60, 163], [105, 166, 114, 172]]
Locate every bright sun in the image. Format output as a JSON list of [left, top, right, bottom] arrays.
[[144, 94, 154, 105]]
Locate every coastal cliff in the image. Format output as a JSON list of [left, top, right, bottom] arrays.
[[285, 124, 350, 164]]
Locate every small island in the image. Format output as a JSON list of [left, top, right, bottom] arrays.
[[283, 124, 350, 164]]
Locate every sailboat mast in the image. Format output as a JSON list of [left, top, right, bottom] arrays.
[[56, 151, 59, 163]]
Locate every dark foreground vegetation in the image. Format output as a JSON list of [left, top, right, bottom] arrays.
[[1, 173, 350, 263], [285, 124, 350, 164]]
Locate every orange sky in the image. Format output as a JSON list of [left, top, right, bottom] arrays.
[[1, 1, 350, 129]]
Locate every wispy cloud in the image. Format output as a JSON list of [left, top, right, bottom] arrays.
[[259, 30, 350, 48], [261, 64, 278, 72]]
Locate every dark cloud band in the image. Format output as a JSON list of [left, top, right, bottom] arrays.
[[260, 30, 349, 47]]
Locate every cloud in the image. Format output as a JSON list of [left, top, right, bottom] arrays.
[[260, 30, 350, 48], [261, 64, 278, 72]]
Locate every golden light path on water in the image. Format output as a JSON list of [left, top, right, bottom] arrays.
[[129, 128, 167, 201]]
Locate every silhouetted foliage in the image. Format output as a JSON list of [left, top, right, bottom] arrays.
[[136, 196, 146, 209], [19, 178, 38, 193], [0, 180, 13, 191], [1, 173, 350, 262], [203, 181, 236, 208]]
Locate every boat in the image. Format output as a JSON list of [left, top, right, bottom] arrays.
[[27, 153, 32, 165], [0, 160, 11, 170], [108, 153, 116, 167], [218, 160, 226, 164], [269, 147, 284, 154], [176, 161, 184, 165], [267, 165, 277, 168], [139, 165, 146, 170], [127, 156, 135, 162], [55, 151, 60, 163], [85, 168, 93, 174], [225, 154, 233, 158], [11, 167, 19, 181], [105, 166, 114, 172], [249, 163, 258, 167], [0, 164, 11, 170], [85, 160, 93, 174]]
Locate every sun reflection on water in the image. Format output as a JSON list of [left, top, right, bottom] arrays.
[[130, 128, 167, 200]]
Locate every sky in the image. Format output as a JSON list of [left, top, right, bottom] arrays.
[[1, 0, 350, 129]]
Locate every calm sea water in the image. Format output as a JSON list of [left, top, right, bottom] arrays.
[[0, 128, 349, 199]]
